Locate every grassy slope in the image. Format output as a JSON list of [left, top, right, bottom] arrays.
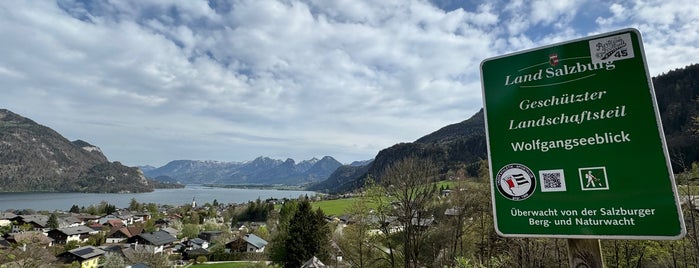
[[311, 180, 467, 216], [312, 197, 358, 216]]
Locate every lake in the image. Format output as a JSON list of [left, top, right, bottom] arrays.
[[0, 185, 317, 211]]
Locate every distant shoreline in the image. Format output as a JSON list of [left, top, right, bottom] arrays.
[[202, 184, 306, 191], [0, 186, 318, 211]]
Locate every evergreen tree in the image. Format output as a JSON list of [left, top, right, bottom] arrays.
[[69, 204, 80, 213], [99, 201, 117, 215], [145, 203, 158, 214], [269, 200, 299, 263], [106, 204, 116, 214], [237, 198, 274, 222], [47, 213, 59, 229], [283, 199, 330, 268], [129, 198, 141, 211]]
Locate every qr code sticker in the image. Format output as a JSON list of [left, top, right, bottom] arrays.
[[539, 169, 566, 192]]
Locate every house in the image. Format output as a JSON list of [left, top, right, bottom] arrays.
[[55, 214, 88, 228], [154, 218, 171, 227], [9, 215, 49, 232], [98, 215, 123, 226], [113, 211, 136, 225], [235, 221, 267, 233], [183, 248, 210, 260], [161, 226, 179, 237], [106, 226, 143, 244], [97, 211, 145, 226], [411, 216, 435, 230], [58, 246, 105, 268], [198, 230, 222, 242], [99, 244, 127, 255], [133, 212, 151, 223], [105, 219, 125, 229], [226, 233, 268, 253], [109, 210, 148, 225], [73, 214, 100, 225], [48, 226, 97, 244], [128, 230, 177, 254], [186, 237, 209, 250], [0, 212, 17, 227], [4, 231, 53, 247], [367, 215, 401, 235]]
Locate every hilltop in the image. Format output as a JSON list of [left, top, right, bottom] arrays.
[[0, 109, 154, 193]]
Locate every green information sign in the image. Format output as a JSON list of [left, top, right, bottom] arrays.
[[480, 28, 685, 239]]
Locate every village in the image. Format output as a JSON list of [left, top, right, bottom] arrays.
[[0, 196, 320, 267], [3, 168, 699, 268], [0, 182, 462, 268]]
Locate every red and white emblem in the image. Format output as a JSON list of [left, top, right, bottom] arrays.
[[549, 54, 559, 67]]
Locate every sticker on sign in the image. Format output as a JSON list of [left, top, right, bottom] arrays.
[[589, 33, 635, 64]]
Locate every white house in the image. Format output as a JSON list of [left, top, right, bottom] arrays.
[[47, 226, 97, 244]]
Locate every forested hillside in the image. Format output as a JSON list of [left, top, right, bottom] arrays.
[[0, 109, 153, 193], [654, 63, 699, 171]]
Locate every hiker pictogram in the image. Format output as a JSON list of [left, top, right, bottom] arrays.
[[579, 167, 609, 191]]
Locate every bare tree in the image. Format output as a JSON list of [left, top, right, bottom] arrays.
[[101, 252, 127, 268], [337, 193, 374, 267], [380, 157, 439, 268], [365, 177, 401, 267], [122, 246, 170, 268]]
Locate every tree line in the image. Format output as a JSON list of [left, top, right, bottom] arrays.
[[287, 157, 699, 267]]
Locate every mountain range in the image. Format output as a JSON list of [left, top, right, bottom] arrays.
[[308, 109, 487, 193], [142, 156, 343, 186]]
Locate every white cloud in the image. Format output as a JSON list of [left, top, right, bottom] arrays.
[[463, 4, 498, 27], [589, 0, 699, 75], [1, 0, 698, 166], [530, 0, 582, 26]]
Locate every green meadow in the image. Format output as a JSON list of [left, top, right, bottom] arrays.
[[310, 180, 468, 216], [312, 197, 358, 216]]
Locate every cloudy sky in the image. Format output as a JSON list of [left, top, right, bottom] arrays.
[[1, 0, 697, 167]]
